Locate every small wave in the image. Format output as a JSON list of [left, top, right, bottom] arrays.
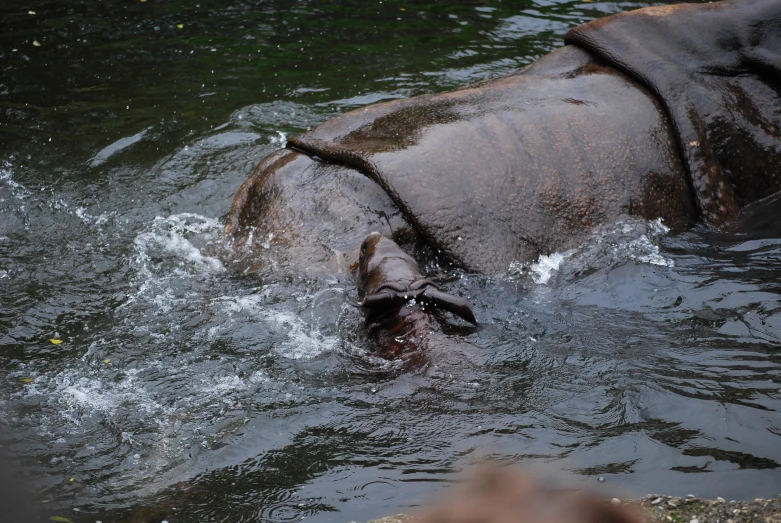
[[11, 364, 173, 435], [0, 162, 32, 201], [89, 127, 150, 167], [132, 213, 225, 274], [1, 161, 116, 230], [122, 213, 225, 316], [530, 252, 566, 284], [578, 217, 673, 268], [270, 310, 340, 360], [508, 217, 673, 284], [213, 294, 341, 360]]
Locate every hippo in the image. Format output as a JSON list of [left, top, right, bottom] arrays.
[[226, 0, 781, 346]]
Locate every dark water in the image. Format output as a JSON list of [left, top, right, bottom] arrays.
[[1, 0, 780, 522]]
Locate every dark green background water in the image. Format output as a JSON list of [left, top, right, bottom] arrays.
[[2, 1, 780, 522]]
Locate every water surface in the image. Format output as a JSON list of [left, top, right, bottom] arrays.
[[1, 1, 780, 522]]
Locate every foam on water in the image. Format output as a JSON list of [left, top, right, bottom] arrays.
[[0, 162, 32, 201], [133, 213, 225, 272], [213, 293, 343, 360], [0, 209, 296, 486], [268, 310, 341, 360], [125, 213, 225, 310], [509, 217, 674, 285], [529, 252, 566, 284]]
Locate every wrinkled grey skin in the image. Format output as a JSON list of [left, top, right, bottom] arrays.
[[226, 1, 781, 278], [226, 45, 693, 276]]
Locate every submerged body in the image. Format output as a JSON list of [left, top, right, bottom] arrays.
[[226, 0, 781, 347], [227, 44, 695, 274], [227, 0, 781, 276]]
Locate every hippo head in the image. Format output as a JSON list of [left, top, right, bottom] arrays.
[[355, 232, 477, 325]]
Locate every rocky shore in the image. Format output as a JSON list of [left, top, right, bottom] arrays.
[[356, 494, 781, 523], [635, 494, 781, 523]]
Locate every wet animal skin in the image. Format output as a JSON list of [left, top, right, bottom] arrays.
[[226, 0, 781, 349], [227, 0, 781, 275]]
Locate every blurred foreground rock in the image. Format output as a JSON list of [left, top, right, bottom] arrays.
[[353, 467, 781, 523]]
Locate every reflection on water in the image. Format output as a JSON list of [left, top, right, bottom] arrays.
[[1, 0, 779, 522]]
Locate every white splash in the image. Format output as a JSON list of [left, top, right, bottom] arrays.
[[530, 252, 566, 284], [132, 213, 225, 275], [507, 217, 673, 284], [270, 310, 339, 359], [269, 131, 287, 145]]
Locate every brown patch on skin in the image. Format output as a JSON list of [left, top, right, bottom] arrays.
[[640, 4, 708, 18], [340, 100, 463, 154], [571, 60, 614, 77], [636, 172, 696, 227], [577, 2, 704, 32]]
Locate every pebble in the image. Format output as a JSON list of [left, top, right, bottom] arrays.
[[755, 498, 764, 502], [716, 497, 726, 504], [611, 498, 621, 505], [598, 477, 605, 483], [690, 518, 699, 523], [652, 497, 664, 506], [687, 494, 695, 499], [668, 501, 677, 508]]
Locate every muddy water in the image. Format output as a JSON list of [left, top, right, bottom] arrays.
[[1, 1, 780, 522]]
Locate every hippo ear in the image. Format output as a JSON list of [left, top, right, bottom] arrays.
[[420, 287, 477, 325]]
